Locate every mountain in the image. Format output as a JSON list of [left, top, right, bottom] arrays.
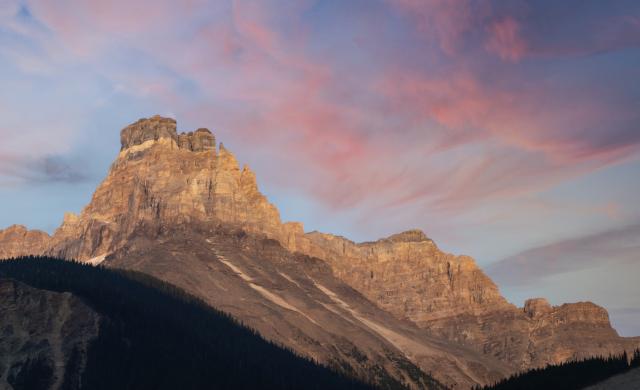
[[1, 115, 638, 388], [298, 232, 639, 370], [0, 257, 375, 390], [0, 225, 50, 259]]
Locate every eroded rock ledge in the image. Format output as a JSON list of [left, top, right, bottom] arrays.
[[0, 225, 51, 259], [121, 115, 215, 153]]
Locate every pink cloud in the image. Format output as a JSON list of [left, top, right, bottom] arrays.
[[183, 2, 639, 216], [373, 59, 639, 167], [231, 0, 278, 54], [386, 0, 486, 55], [485, 17, 527, 62], [27, 0, 208, 57], [17, 0, 640, 219]]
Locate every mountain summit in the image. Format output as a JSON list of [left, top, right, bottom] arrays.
[[1, 116, 638, 389]]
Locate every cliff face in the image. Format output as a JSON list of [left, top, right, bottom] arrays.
[[524, 301, 628, 366], [275, 223, 635, 371], [302, 230, 513, 324], [0, 279, 100, 390], [0, 225, 51, 259], [1, 115, 638, 387], [13, 115, 291, 262], [299, 230, 639, 370]]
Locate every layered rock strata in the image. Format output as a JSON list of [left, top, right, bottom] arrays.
[[298, 230, 640, 369], [0, 115, 293, 261], [0, 225, 51, 259]]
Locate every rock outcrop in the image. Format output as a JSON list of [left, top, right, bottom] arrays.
[[0, 225, 51, 259], [301, 230, 512, 324], [1, 115, 638, 387], [2, 115, 287, 262], [120, 115, 216, 153], [297, 230, 639, 370], [524, 302, 624, 365], [0, 279, 100, 389], [524, 298, 553, 319]]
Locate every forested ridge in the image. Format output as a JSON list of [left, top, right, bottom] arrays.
[[478, 350, 640, 390], [0, 257, 381, 390]]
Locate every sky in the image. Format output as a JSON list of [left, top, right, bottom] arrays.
[[0, 0, 639, 335]]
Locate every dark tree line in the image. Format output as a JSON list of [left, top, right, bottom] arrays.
[[478, 349, 640, 390], [0, 256, 381, 390]]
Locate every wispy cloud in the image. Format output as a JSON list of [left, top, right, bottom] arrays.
[[386, 0, 640, 60], [0, 154, 88, 185], [486, 223, 640, 287], [3, 0, 637, 218]]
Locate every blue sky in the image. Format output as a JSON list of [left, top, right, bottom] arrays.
[[1, 0, 639, 335]]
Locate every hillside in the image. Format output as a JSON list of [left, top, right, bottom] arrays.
[[0, 257, 383, 390]]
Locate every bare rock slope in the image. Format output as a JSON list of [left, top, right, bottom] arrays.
[[1, 115, 638, 388], [299, 231, 640, 370], [0, 279, 100, 390]]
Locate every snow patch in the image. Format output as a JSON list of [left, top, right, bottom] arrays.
[[86, 254, 107, 265]]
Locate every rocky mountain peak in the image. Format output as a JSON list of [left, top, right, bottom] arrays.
[[11, 116, 288, 261], [385, 229, 431, 243], [120, 115, 177, 150], [554, 302, 612, 325], [120, 115, 215, 153], [63, 212, 79, 224], [0, 225, 50, 259], [2, 224, 28, 234]]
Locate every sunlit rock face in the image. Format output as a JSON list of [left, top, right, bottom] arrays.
[[524, 298, 553, 319], [121, 115, 216, 153], [1, 115, 638, 387], [302, 229, 512, 324], [0, 225, 51, 259], [298, 230, 640, 370], [524, 302, 624, 364], [31, 115, 290, 261]]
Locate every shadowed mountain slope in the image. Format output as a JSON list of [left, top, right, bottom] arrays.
[[0, 257, 381, 390]]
